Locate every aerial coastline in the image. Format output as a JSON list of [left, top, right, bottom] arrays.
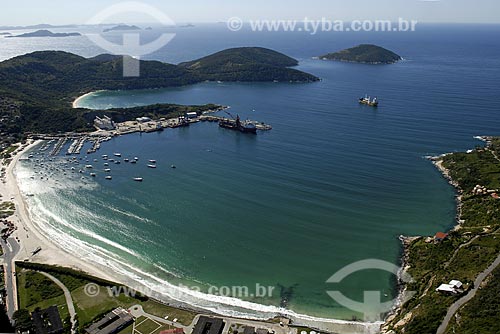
[[1, 18, 499, 334], [5, 143, 382, 334], [382, 136, 500, 333]]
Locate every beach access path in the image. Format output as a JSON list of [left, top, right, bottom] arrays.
[[0, 237, 20, 319], [40, 272, 77, 334]]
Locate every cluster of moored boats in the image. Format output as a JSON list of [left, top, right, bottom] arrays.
[[27, 147, 177, 184]]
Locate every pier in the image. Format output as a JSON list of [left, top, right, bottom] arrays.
[[36, 113, 272, 157]]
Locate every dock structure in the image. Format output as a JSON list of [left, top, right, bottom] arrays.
[[39, 111, 272, 157], [199, 115, 272, 131], [50, 138, 67, 156]]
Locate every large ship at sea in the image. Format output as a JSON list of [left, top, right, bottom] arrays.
[[359, 95, 379, 107], [219, 113, 257, 134]]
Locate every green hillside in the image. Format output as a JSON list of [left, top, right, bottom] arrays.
[[320, 44, 402, 64]]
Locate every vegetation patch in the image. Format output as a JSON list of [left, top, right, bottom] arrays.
[[383, 138, 500, 334], [0, 201, 15, 218]]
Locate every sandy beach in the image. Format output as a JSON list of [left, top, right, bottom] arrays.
[[1, 140, 383, 334], [72, 91, 105, 108], [2, 140, 117, 283]]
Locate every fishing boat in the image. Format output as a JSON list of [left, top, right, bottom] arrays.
[[359, 95, 379, 107]]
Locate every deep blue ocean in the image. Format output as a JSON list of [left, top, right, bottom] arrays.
[[5, 23, 500, 322]]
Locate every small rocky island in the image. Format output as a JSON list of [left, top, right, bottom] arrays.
[[319, 44, 402, 64], [103, 25, 141, 33], [8, 30, 81, 38]]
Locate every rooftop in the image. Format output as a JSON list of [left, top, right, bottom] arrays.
[[192, 316, 225, 334], [32, 305, 64, 334], [85, 308, 134, 334]]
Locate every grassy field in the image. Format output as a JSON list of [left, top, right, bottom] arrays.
[[16, 269, 71, 321], [116, 317, 176, 334], [15, 262, 197, 333], [142, 300, 196, 325], [383, 139, 500, 334]]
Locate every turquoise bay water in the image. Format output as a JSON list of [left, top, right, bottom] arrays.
[[8, 24, 500, 321]]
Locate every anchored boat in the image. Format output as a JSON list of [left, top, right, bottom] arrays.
[[359, 95, 379, 107], [219, 113, 257, 134]]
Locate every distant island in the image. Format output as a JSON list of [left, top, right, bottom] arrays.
[[7, 30, 81, 38], [0, 32, 11, 36], [0, 47, 318, 138], [319, 44, 402, 64], [103, 24, 141, 33], [0, 23, 78, 31]]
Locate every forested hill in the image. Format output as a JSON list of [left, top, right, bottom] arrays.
[[0, 47, 318, 138], [319, 44, 402, 64]]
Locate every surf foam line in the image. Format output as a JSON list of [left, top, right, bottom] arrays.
[[18, 160, 382, 331]]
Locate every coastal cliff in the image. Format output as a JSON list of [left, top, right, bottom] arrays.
[[382, 137, 500, 334]]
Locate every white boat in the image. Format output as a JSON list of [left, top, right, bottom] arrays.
[[104, 169, 111, 172], [133, 178, 143, 182], [90, 173, 96, 177], [148, 164, 157, 169], [105, 176, 112, 180], [114, 153, 122, 157], [85, 165, 93, 169], [149, 160, 156, 163]]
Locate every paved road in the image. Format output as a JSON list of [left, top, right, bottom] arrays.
[[40, 272, 77, 334], [436, 252, 500, 334], [1, 237, 20, 321]]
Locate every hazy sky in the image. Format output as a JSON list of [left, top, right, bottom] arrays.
[[1, 0, 499, 25]]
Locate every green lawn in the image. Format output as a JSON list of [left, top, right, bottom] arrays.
[[14, 263, 197, 332], [142, 300, 196, 326], [135, 316, 163, 334], [16, 269, 70, 320], [71, 285, 139, 326]]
